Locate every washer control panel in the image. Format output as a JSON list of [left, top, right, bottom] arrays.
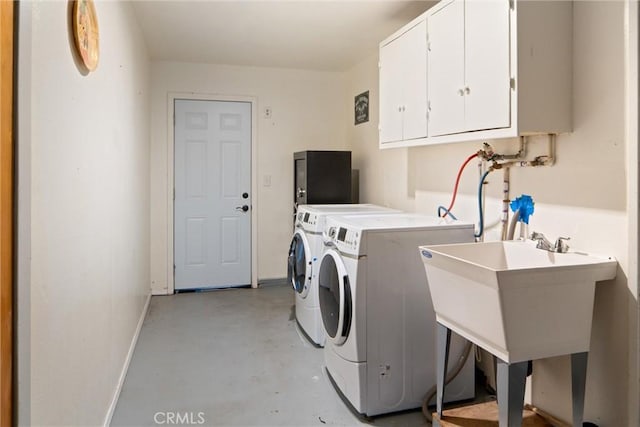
[[295, 210, 321, 232], [296, 211, 317, 225]]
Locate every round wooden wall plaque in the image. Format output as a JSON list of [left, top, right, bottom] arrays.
[[72, 0, 99, 71]]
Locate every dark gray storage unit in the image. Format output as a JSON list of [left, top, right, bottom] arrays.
[[294, 151, 352, 212]]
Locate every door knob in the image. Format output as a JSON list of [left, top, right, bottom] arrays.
[[236, 205, 249, 212]]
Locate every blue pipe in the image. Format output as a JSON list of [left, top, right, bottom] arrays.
[[475, 170, 492, 238], [437, 206, 458, 220]]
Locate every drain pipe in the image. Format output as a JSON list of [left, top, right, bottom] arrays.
[[501, 167, 510, 241], [421, 341, 474, 422], [491, 134, 555, 240]]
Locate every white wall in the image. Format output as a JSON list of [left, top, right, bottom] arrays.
[[347, 1, 637, 425], [26, 1, 151, 425], [150, 62, 348, 293]]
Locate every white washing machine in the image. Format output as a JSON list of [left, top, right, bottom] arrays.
[[287, 204, 399, 346], [318, 213, 476, 416]]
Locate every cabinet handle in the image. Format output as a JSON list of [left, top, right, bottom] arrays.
[[402, 106, 406, 112], [465, 87, 471, 95], [458, 89, 464, 96], [398, 106, 402, 112]]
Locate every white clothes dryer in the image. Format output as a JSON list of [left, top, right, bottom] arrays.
[[287, 204, 399, 346], [318, 213, 476, 416]]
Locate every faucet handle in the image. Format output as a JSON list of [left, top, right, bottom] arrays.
[[530, 232, 552, 250], [530, 231, 545, 240], [554, 237, 571, 253]]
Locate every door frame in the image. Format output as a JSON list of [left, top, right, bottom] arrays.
[[167, 93, 258, 292], [0, 1, 13, 424], [626, 0, 640, 424]]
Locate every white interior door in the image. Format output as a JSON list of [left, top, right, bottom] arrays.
[[174, 99, 252, 290]]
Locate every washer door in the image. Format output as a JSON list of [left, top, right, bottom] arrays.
[[287, 230, 311, 298], [318, 249, 352, 346]]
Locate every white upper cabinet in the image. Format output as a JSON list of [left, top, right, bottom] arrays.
[[379, 0, 573, 148], [428, 0, 511, 137], [426, 0, 465, 137], [379, 19, 427, 145], [461, 0, 511, 133]]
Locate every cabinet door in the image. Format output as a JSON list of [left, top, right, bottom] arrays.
[[401, 20, 428, 141], [379, 34, 405, 144], [427, 0, 465, 137], [464, 0, 511, 132]]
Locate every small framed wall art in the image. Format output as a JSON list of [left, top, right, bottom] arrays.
[[354, 91, 369, 125]]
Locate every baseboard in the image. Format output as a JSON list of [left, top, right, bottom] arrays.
[[103, 292, 152, 426], [258, 277, 288, 287]]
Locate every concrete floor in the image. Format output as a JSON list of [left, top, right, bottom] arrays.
[[111, 285, 429, 426]]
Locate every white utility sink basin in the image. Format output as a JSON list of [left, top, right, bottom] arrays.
[[419, 240, 617, 363]]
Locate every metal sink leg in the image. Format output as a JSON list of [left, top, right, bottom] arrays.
[[496, 358, 528, 426], [571, 352, 588, 427]]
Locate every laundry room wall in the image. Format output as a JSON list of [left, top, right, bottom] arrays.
[[345, 54, 415, 212], [346, 1, 638, 425], [22, 1, 151, 425], [149, 62, 348, 293]]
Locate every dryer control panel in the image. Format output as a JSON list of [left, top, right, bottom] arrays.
[[325, 226, 361, 255]]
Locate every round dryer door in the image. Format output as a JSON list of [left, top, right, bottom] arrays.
[[318, 249, 352, 346], [287, 230, 312, 298]]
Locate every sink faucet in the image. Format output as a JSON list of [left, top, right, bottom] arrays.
[[530, 232, 571, 253], [530, 231, 553, 251]]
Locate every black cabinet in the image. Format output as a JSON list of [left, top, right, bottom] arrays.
[[294, 151, 352, 211]]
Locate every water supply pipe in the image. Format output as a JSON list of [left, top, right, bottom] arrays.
[[475, 168, 492, 239], [491, 135, 555, 170], [440, 153, 479, 218]]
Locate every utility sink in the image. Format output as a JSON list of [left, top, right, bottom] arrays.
[[419, 240, 617, 363]]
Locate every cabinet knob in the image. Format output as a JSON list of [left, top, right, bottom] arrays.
[[398, 106, 402, 112], [458, 89, 464, 96], [465, 87, 471, 95]]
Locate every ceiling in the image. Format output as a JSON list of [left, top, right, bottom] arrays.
[[131, 1, 434, 72]]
